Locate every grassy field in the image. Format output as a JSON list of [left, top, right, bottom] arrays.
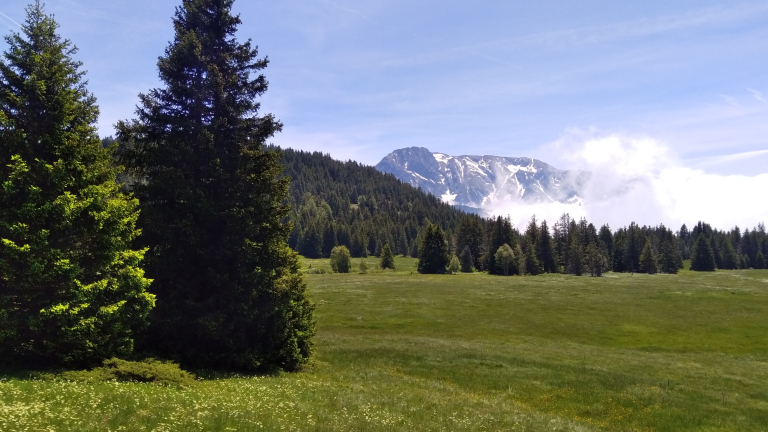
[[2, 256, 768, 431]]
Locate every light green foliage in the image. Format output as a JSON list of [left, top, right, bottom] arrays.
[[3, 269, 768, 430], [379, 244, 395, 270], [330, 245, 351, 273], [53, 358, 196, 387], [494, 244, 516, 276], [359, 258, 369, 274], [0, 2, 154, 367], [447, 254, 460, 274]]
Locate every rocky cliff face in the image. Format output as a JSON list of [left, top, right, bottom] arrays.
[[375, 147, 588, 210]]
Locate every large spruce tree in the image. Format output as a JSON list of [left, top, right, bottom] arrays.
[[418, 223, 449, 274], [689, 234, 716, 272], [117, 0, 314, 371], [0, 2, 154, 367]]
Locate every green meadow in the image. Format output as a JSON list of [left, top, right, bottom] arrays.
[[2, 256, 768, 431]]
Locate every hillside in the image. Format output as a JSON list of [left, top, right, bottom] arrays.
[[276, 147, 484, 258]]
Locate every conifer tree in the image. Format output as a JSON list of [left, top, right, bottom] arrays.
[[0, 2, 154, 367], [460, 245, 474, 273], [658, 238, 681, 274], [537, 220, 557, 273], [755, 250, 766, 270], [418, 223, 449, 274], [690, 234, 716, 271], [584, 243, 608, 277], [380, 244, 395, 270], [117, 0, 314, 371], [638, 239, 657, 274]]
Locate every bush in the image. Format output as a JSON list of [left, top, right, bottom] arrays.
[[359, 258, 369, 274], [330, 246, 352, 273], [448, 255, 460, 274], [57, 358, 196, 386]]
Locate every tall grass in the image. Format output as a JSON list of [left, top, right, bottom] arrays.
[[2, 263, 768, 431]]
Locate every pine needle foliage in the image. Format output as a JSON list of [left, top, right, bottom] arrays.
[[690, 234, 716, 272], [0, 2, 154, 367], [116, 0, 314, 372], [418, 223, 450, 274], [380, 244, 395, 270]]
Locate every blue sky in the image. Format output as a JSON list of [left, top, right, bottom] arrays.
[[1, 0, 767, 178]]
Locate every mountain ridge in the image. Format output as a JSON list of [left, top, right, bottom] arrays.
[[375, 147, 589, 211]]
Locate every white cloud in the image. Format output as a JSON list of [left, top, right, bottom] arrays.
[[747, 88, 766, 103], [490, 130, 768, 231]]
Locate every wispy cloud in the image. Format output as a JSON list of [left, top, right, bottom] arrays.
[[747, 88, 766, 103]]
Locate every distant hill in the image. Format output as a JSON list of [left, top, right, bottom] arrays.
[[276, 147, 483, 258], [375, 147, 589, 210]]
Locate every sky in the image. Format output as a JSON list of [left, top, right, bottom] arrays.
[[1, 0, 767, 228]]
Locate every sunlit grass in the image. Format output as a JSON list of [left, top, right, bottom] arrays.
[[3, 262, 768, 431]]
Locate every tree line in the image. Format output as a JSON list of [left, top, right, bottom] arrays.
[[272, 147, 766, 275]]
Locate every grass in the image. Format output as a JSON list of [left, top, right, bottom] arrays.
[[2, 259, 768, 431]]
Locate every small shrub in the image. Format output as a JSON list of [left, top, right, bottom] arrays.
[[448, 254, 460, 274], [305, 267, 328, 274], [359, 258, 368, 274], [59, 358, 196, 386]]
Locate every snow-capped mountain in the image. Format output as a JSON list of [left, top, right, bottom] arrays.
[[375, 147, 588, 210]]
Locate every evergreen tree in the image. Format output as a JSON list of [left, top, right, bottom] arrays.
[[380, 244, 395, 270], [418, 223, 450, 274], [658, 238, 681, 274], [690, 234, 716, 271], [741, 254, 751, 270], [321, 221, 336, 258], [567, 236, 584, 276], [755, 250, 766, 270], [537, 220, 557, 273], [329, 246, 351, 273], [522, 237, 542, 276], [460, 245, 474, 273], [638, 239, 657, 274], [456, 215, 484, 270], [719, 240, 739, 270], [584, 243, 608, 277], [117, 0, 314, 371], [0, 2, 154, 367], [448, 255, 460, 274]]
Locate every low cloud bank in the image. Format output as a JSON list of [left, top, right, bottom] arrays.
[[487, 131, 768, 231]]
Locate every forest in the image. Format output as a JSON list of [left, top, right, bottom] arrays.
[[279, 148, 767, 275]]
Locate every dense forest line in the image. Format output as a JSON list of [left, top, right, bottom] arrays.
[[278, 148, 767, 275]]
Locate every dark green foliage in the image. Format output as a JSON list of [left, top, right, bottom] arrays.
[[58, 358, 196, 387], [0, 2, 154, 368], [567, 236, 584, 276], [719, 240, 740, 270], [522, 237, 542, 276], [638, 240, 657, 274], [418, 223, 449, 274], [584, 243, 609, 277], [380, 244, 395, 270], [658, 238, 682, 274], [487, 216, 517, 274], [117, 0, 314, 371], [537, 220, 557, 273], [460, 245, 474, 273], [741, 254, 751, 270], [690, 234, 716, 272], [330, 246, 351, 273], [456, 215, 485, 270]]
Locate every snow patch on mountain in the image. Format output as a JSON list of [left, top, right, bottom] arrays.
[[375, 147, 589, 213]]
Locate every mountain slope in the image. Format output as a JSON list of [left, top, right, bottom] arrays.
[[375, 147, 588, 209]]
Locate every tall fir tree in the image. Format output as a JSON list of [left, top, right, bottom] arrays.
[[689, 234, 716, 272], [117, 0, 314, 371], [459, 245, 474, 273], [638, 239, 657, 274], [418, 223, 449, 274], [0, 2, 154, 367], [537, 220, 557, 273], [380, 244, 395, 270]]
